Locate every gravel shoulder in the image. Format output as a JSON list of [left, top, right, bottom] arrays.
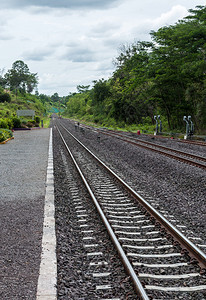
[[0, 129, 50, 299]]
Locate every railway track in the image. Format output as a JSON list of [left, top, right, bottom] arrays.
[[79, 124, 206, 170], [54, 119, 206, 299], [177, 139, 206, 147], [141, 133, 206, 147]]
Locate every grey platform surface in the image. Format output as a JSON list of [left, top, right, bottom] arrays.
[[0, 128, 51, 299]]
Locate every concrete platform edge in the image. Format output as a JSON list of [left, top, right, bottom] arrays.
[[36, 128, 57, 299]]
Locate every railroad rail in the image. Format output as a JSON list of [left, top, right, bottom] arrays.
[[145, 133, 206, 147], [78, 124, 206, 170], [174, 139, 206, 147], [54, 119, 206, 299]]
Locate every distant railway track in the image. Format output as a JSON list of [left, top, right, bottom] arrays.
[[78, 124, 206, 170], [179, 139, 206, 147], [54, 119, 206, 299], [140, 133, 206, 147]]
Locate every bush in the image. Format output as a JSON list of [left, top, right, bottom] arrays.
[[0, 131, 5, 142], [0, 129, 13, 142], [12, 116, 21, 128], [0, 93, 11, 103], [5, 118, 13, 129], [35, 116, 40, 124], [27, 122, 33, 128], [0, 119, 9, 129], [28, 119, 35, 124]]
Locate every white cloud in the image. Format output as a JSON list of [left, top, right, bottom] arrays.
[[1, 0, 122, 10], [0, 0, 205, 95], [150, 5, 188, 28], [23, 48, 54, 61]]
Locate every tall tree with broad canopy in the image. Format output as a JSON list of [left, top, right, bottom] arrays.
[[4, 60, 38, 93], [150, 5, 206, 129]]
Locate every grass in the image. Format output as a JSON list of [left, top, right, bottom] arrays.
[[62, 113, 206, 140]]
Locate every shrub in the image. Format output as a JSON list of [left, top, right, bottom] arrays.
[[27, 122, 33, 128], [0, 131, 5, 142], [5, 118, 13, 129], [12, 116, 21, 128], [35, 116, 40, 124], [0, 119, 9, 129], [28, 119, 35, 124], [0, 93, 11, 103], [0, 129, 13, 142]]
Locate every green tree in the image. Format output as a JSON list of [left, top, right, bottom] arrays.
[[150, 5, 206, 129], [4, 60, 38, 93], [111, 41, 155, 124], [51, 92, 59, 103], [0, 69, 6, 88], [0, 93, 11, 103], [92, 79, 111, 104], [77, 84, 90, 93]]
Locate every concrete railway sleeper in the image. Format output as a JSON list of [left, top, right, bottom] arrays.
[[53, 119, 206, 299], [53, 127, 142, 299], [78, 124, 206, 170]]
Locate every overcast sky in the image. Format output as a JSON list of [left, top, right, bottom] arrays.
[[0, 0, 205, 96]]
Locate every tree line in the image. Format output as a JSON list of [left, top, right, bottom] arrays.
[[0, 61, 66, 107], [1, 6, 205, 132], [65, 5, 206, 132]]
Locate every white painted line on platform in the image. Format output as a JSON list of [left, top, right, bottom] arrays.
[[36, 128, 57, 300]]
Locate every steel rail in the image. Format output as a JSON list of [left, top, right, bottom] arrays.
[[77, 123, 206, 167], [179, 139, 206, 147], [56, 124, 149, 300], [58, 121, 206, 271], [94, 130, 206, 169], [101, 130, 206, 163], [134, 132, 206, 147]]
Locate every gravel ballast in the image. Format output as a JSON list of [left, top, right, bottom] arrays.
[[53, 119, 206, 299], [53, 127, 139, 299], [60, 119, 206, 246]]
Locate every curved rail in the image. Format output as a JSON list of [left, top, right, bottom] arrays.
[[58, 120, 206, 272]]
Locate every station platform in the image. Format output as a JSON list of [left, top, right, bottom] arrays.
[[0, 128, 56, 299]]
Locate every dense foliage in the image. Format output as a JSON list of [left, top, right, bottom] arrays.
[[3, 60, 38, 93], [64, 6, 206, 132], [0, 6, 205, 135]]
